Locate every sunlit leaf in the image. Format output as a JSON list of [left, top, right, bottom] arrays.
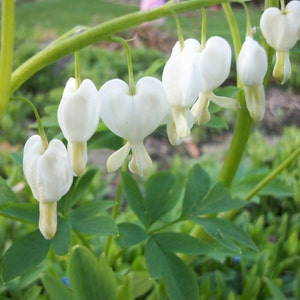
[[42, 273, 72, 300]]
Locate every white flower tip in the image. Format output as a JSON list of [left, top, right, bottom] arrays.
[[191, 94, 210, 125], [244, 85, 266, 122], [39, 202, 57, 240], [68, 142, 87, 176], [129, 143, 152, 176]]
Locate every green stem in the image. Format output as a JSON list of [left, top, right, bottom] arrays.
[[201, 8, 207, 50], [217, 3, 253, 187], [0, 0, 14, 117], [11, 96, 48, 150], [173, 12, 184, 50], [112, 36, 136, 95], [245, 146, 300, 200], [10, 0, 229, 94], [74, 51, 81, 89], [241, 2, 252, 37]]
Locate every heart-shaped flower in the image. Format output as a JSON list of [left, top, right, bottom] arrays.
[[260, 0, 300, 83], [237, 36, 268, 122], [23, 135, 73, 239], [162, 38, 202, 145], [99, 77, 168, 176], [58, 78, 100, 176], [191, 36, 240, 125]]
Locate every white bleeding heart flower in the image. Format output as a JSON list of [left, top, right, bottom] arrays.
[[162, 39, 202, 145], [191, 36, 240, 125], [23, 135, 73, 239], [260, 0, 300, 84], [58, 78, 100, 176], [237, 36, 268, 122], [99, 77, 168, 176]]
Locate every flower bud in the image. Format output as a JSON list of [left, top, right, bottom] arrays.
[[260, 1, 300, 83], [58, 78, 100, 176], [23, 135, 73, 239], [237, 36, 268, 121], [162, 39, 201, 145], [99, 77, 168, 176]]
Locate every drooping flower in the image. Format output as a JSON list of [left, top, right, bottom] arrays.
[[99, 77, 168, 176], [237, 36, 268, 122], [57, 78, 100, 176], [191, 36, 240, 125], [162, 38, 202, 145], [260, 0, 300, 84], [23, 135, 73, 239]]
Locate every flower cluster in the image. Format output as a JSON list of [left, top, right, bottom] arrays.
[[260, 0, 300, 84], [22, 2, 300, 238]]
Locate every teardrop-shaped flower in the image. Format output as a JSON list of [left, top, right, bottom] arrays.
[[237, 36, 268, 122], [58, 78, 100, 176], [162, 38, 202, 145], [23, 135, 73, 239], [260, 0, 300, 83], [99, 77, 168, 176], [191, 36, 240, 125]]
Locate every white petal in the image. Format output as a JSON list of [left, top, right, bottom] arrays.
[[100, 77, 167, 142], [107, 142, 131, 173], [237, 36, 268, 85], [39, 202, 57, 240], [209, 93, 241, 110], [23, 135, 45, 201], [129, 142, 152, 176], [58, 78, 100, 142], [260, 6, 299, 51], [162, 39, 201, 107], [198, 36, 231, 92], [244, 85, 266, 122], [273, 51, 292, 84], [191, 92, 211, 125], [37, 139, 73, 202]]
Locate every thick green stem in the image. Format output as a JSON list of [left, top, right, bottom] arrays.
[[0, 0, 14, 117], [74, 51, 81, 89], [10, 0, 229, 94]]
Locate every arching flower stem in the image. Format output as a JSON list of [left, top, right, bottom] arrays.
[[11, 96, 48, 151], [201, 8, 207, 50], [74, 51, 81, 90], [112, 36, 136, 95]]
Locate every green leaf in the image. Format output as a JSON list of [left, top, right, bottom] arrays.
[[51, 218, 72, 255], [1, 203, 39, 224], [89, 130, 123, 150], [115, 276, 134, 300], [68, 246, 117, 300], [118, 222, 148, 247], [196, 183, 245, 215], [181, 164, 210, 218], [214, 85, 241, 98], [153, 232, 213, 255], [2, 230, 50, 281], [193, 217, 258, 253], [0, 177, 17, 209], [144, 171, 181, 227], [130, 271, 154, 298], [121, 172, 147, 226], [205, 114, 228, 129], [71, 215, 117, 236], [42, 273, 72, 300], [145, 238, 199, 300], [264, 277, 286, 300], [69, 200, 116, 220], [59, 168, 98, 215]]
